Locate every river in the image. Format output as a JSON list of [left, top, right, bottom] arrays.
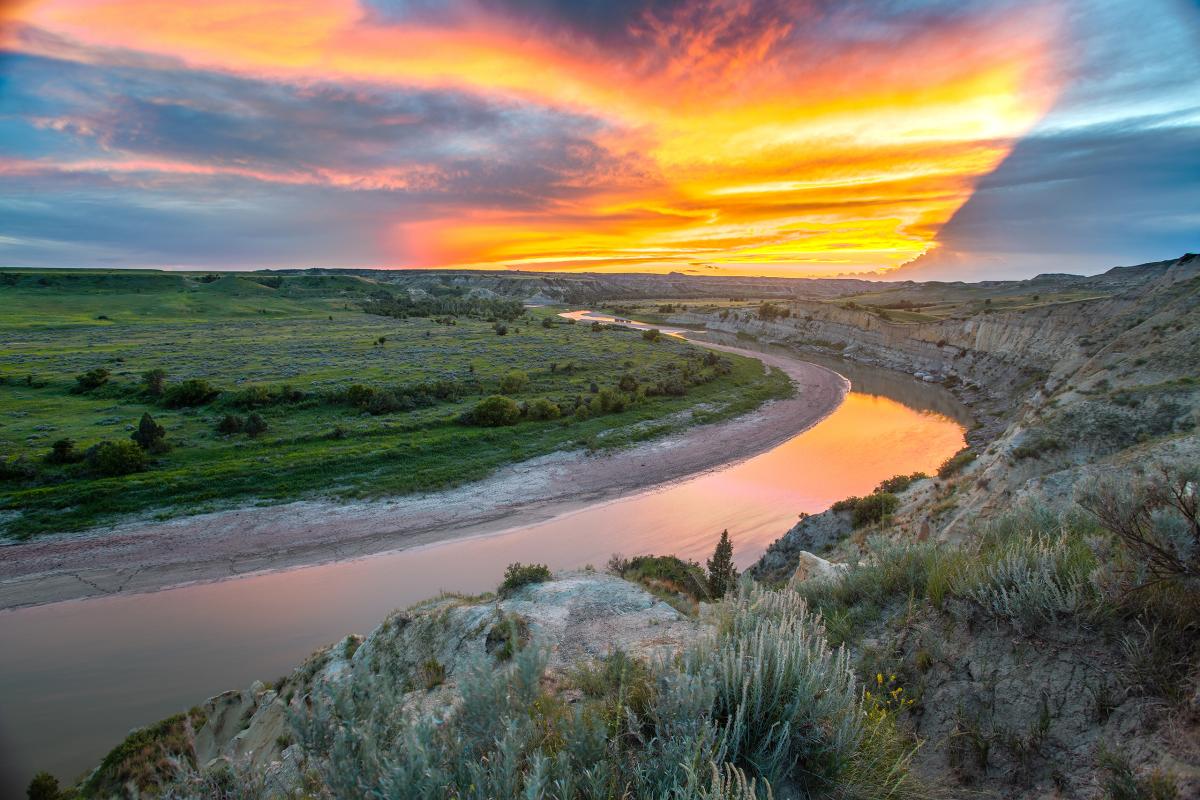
[[0, 334, 968, 792]]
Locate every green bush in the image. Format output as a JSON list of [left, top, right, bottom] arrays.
[[1012, 433, 1063, 460], [485, 612, 531, 661], [958, 530, 1099, 631], [229, 385, 274, 409], [596, 386, 628, 413], [86, 440, 147, 476], [163, 378, 219, 408], [526, 397, 561, 421], [642, 328, 662, 342], [346, 383, 377, 408], [244, 413, 269, 438], [0, 455, 38, 481], [937, 448, 975, 478], [498, 562, 552, 597], [470, 395, 522, 427], [216, 414, 244, 435], [131, 412, 168, 453], [852, 492, 899, 527], [25, 771, 61, 800], [70, 367, 110, 394], [609, 553, 709, 604], [45, 438, 80, 465], [141, 368, 166, 397], [876, 472, 927, 494], [498, 370, 529, 394]]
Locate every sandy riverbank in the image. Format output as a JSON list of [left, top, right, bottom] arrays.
[[0, 341, 846, 609]]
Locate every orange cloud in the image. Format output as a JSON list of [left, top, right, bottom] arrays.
[[9, 0, 1066, 274]]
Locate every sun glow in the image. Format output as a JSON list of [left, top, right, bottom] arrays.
[[9, 0, 1066, 274]]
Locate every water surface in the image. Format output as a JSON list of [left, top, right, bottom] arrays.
[[0, 352, 967, 790]]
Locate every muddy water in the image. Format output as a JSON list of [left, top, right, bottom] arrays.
[[0, 349, 967, 790]]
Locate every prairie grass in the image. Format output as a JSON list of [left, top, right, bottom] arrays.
[[0, 273, 790, 536]]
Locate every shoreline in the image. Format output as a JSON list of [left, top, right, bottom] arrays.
[[0, 341, 847, 610]]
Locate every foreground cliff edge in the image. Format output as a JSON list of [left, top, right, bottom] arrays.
[[44, 256, 1200, 799]]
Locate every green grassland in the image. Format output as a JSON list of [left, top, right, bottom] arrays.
[[0, 271, 791, 538]]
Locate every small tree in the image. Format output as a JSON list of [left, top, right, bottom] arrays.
[[494, 323, 508, 336], [70, 368, 110, 394], [26, 771, 61, 800], [217, 414, 244, 435], [131, 412, 167, 452], [707, 529, 738, 599], [642, 328, 661, 342], [85, 440, 146, 476], [142, 368, 167, 397], [46, 438, 79, 465], [499, 370, 529, 395], [526, 397, 561, 421], [470, 395, 522, 427], [163, 378, 219, 408], [244, 413, 269, 438]]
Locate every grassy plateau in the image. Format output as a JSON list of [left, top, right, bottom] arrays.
[[0, 270, 791, 538]]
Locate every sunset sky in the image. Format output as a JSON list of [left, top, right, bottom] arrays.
[[1, 0, 1197, 279]]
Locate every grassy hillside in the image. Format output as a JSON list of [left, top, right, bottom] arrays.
[[0, 272, 790, 537]]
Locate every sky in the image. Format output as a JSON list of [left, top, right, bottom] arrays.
[[0, 0, 1197, 279]]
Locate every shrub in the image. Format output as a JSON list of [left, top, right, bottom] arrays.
[[526, 397, 561, 421], [937, 448, 975, 478], [366, 390, 410, 415], [609, 553, 709, 605], [706, 529, 737, 599], [959, 530, 1098, 631], [596, 387, 627, 413], [303, 583, 918, 800], [469, 395, 522, 427], [244, 413, 268, 438], [0, 455, 38, 481], [875, 472, 927, 494], [618, 373, 639, 392], [686, 584, 864, 789], [1099, 747, 1181, 800], [493, 322, 508, 335], [142, 368, 166, 397], [541, 316, 555, 328], [1077, 461, 1199, 585], [417, 658, 446, 690], [757, 302, 789, 321], [229, 385, 274, 409], [484, 612, 531, 661], [163, 378, 219, 408], [71, 367, 110, 394], [131, 412, 168, 452], [852, 492, 899, 528], [216, 414, 244, 435], [498, 370, 529, 395], [1012, 433, 1063, 460], [86, 440, 147, 476], [26, 771, 61, 800], [498, 562, 552, 597], [345, 384, 377, 408], [642, 328, 662, 342], [45, 438, 80, 465]]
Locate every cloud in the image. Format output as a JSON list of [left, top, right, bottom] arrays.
[[3, 0, 1193, 275], [894, 116, 1200, 279]]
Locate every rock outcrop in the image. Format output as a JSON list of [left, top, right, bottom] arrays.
[[81, 572, 705, 798]]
